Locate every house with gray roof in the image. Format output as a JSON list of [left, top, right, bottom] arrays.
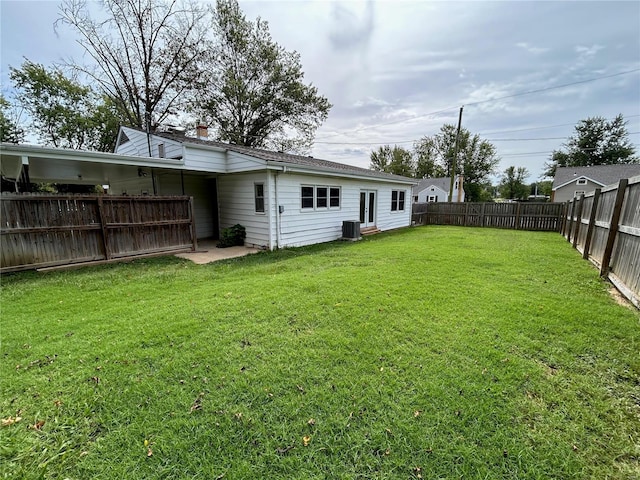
[[112, 126, 417, 248], [412, 176, 464, 203], [2, 125, 417, 249], [552, 164, 640, 202]]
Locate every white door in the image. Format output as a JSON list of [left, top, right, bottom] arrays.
[[359, 190, 377, 227]]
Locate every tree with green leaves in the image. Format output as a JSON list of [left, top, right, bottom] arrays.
[[0, 95, 24, 144], [413, 125, 500, 201], [544, 114, 637, 177], [414, 138, 446, 179], [370, 145, 415, 176], [58, 0, 209, 131], [499, 166, 530, 200], [10, 60, 124, 151], [195, 0, 331, 153], [529, 180, 552, 198]]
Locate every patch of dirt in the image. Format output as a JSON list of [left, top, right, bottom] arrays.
[[609, 286, 636, 310]]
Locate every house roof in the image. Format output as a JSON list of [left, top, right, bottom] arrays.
[[154, 131, 416, 184], [412, 177, 453, 193], [553, 164, 640, 190]]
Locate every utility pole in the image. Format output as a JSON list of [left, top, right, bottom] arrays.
[[448, 106, 464, 202]]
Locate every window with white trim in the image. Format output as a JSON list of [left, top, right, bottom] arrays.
[[301, 185, 341, 210], [428, 195, 438, 202], [254, 183, 265, 213], [576, 178, 587, 185], [574, 190, 585, 198], [391, 190, 406, 211]]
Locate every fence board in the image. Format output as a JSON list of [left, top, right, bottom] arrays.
[[563, 175, 640, 308], [1, 194, 196, 272], [412, 202, 564, 232]]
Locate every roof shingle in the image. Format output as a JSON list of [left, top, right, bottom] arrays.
[[155, 131, 415, 183]]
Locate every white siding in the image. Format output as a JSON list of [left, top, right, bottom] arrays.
[[115, 127, 183, 159], [226, 151, 266, 173], [218, 172, 271, 248], [273, 173, 412, 248], [416, 186, 448, 203], [183, 146, 227, 173], [156, 173, 217, 239]]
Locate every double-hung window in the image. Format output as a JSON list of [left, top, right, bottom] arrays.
[[254, 183, 265, 213], [391, 190, 406, 211]]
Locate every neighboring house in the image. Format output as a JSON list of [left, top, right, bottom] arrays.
[[552, 164, 640, 202], [1, 126, 416, 249], [412, 176, 464, 203]]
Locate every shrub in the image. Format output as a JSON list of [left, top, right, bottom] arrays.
[[217, 224, 246, 248]]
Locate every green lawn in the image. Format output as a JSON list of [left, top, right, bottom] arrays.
[[1, 226, 638, 479]]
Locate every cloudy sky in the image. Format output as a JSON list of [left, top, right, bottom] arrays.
[[1, 0, 639, 182]]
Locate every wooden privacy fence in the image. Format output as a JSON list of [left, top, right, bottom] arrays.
[[563, 175, 640, 308], [412, 202, 565, 231], [1, 194, 197, 273]]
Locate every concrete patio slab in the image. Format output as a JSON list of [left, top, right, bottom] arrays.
[[175, 240, 261, 265]]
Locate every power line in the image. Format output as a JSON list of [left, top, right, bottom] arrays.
[[465, 68, 640, 107], [313, 69, 640, 142], [315, 131, 640, 146], [479, 114, 640, 136], [492, 132, 640, 141], [314, 105, 460, 141]]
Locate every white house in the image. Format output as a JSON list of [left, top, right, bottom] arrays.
[[1, 126, 416, 249], [412, 176, 464, 203], [552, 164, 640, 202]]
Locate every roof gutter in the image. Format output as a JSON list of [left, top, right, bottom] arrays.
[[265, 160, 417, 185], [0, 142, 184, 169]]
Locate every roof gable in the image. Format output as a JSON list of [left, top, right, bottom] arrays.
[[553, 164, 640, 190], [413, 177, 452, 193]]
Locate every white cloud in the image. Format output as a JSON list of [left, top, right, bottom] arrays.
[[516, 42, 550, 55]]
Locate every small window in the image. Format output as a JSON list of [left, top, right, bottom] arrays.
[[301, 186, 314, 209], [158, 143, 165, 158], [428, 195, 438, 202], [330, 187, 340, 208], [574, 191, 585, 198], [254, 183, 265, 213], [576, 178, 587, 185], [391, 190, 406, 211], [317, 187, 328, 208]]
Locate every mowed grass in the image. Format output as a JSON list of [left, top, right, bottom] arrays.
[[1, 226, 638, 479]]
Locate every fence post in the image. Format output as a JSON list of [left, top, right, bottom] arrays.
[[600, 179, 628, 277], [582, 188, 600, 260], [566, 199, 576, 242], [97, 196, 111, 260], [480, 202, 486, 227], [572, 193, 585, 249], [515, 202, 521, 230], [464, 202, 470, 227], [559, 202, 567, 233], [189, 196, 198, 251]]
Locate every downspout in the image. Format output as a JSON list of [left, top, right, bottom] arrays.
[[274, 169, 281, 249]]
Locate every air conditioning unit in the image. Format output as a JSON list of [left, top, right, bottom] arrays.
[[342, 220, 361, 240]]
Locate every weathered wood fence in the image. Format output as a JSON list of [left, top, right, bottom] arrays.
[[563, 175, 640, 308], [1, 194, 197, 273], [412, 202, 565, 231]]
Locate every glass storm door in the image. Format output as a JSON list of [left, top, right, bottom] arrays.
[[359, 190, 376, 227]]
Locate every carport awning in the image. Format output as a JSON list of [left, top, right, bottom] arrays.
[[1, 143, 185, 185]]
